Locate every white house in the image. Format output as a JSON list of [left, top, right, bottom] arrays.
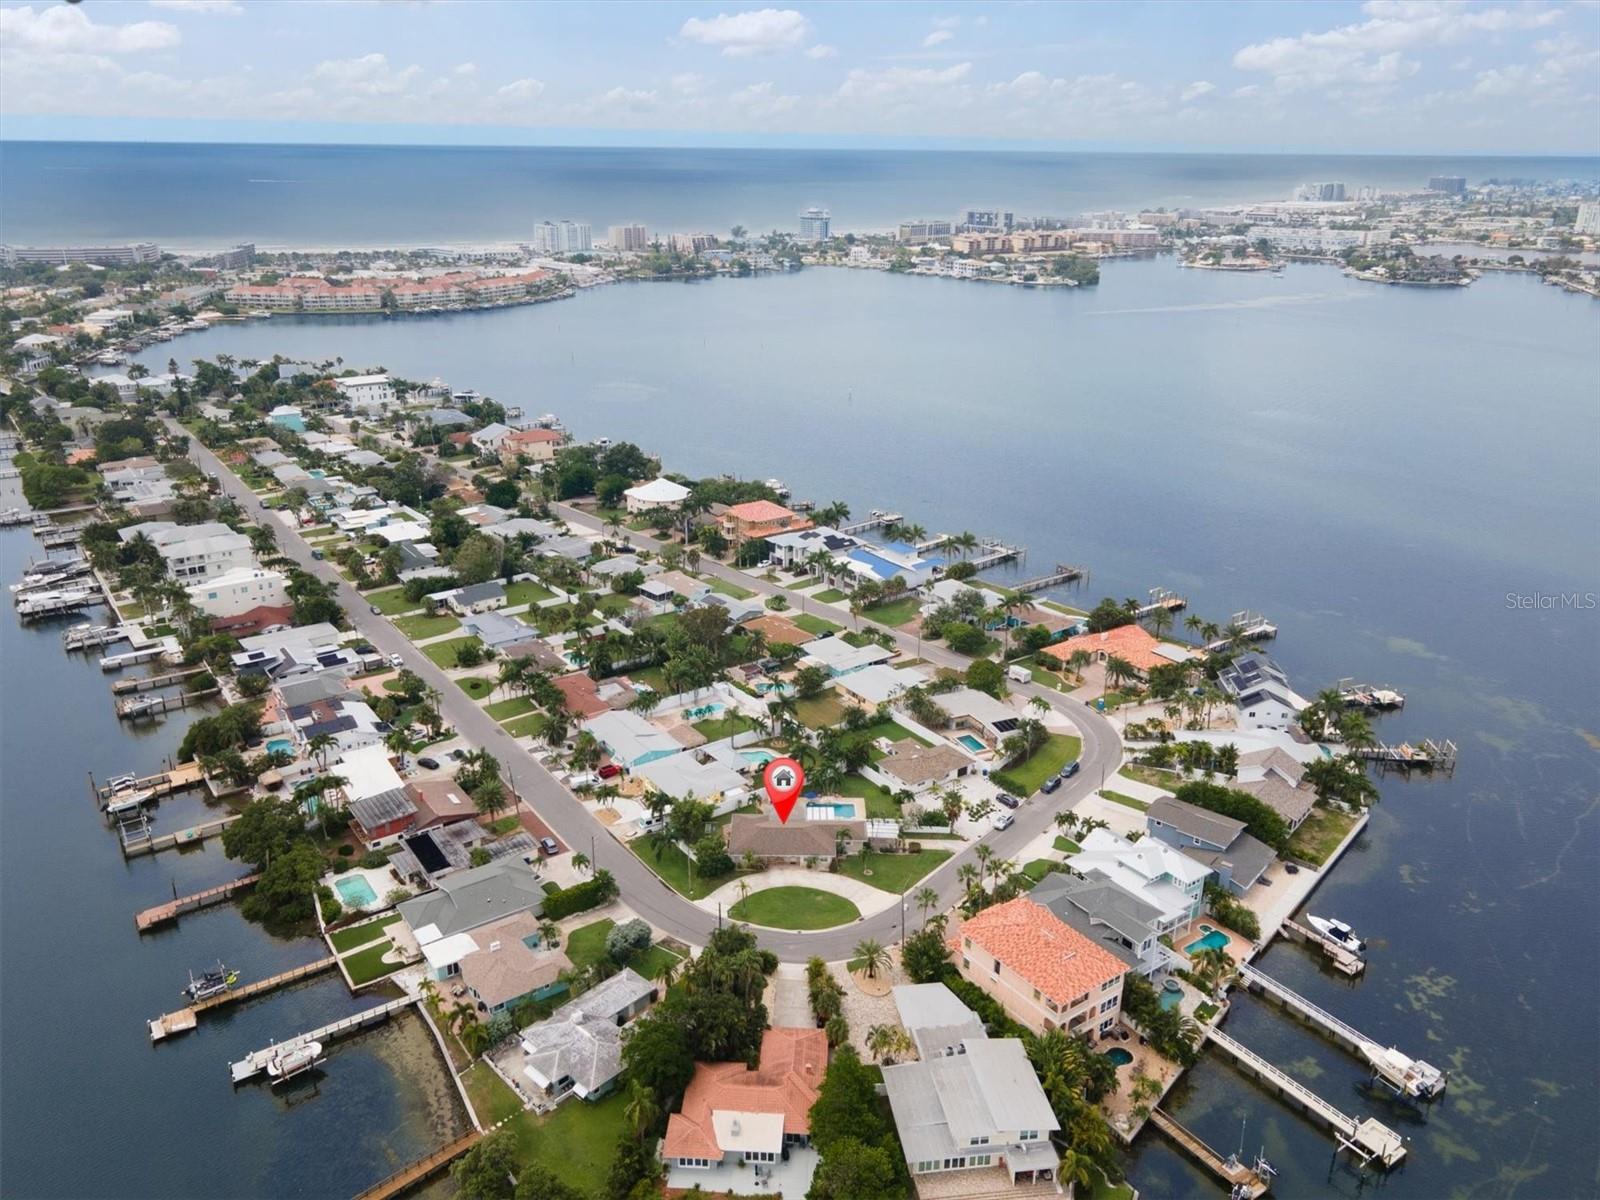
[[623, 477, 690, 514], [1065, 828, 1211, 931], [332, 373, 396, 412], [156, 530, 256, 585], [185, 567, 290, 620], [470, 422, 513, 453]]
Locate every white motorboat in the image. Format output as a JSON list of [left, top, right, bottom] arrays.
[[267, 1040, 324, 1083], [1363, 1042, 1447, 1101], [1306, 914, 1366, 952], [104, 786, 156, 815]]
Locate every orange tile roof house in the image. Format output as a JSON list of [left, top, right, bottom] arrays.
[[719, 500, 813, 543], [662, 1027, 828, 1171], [1042, 623, 1169, 675], [500, 427, 566, 464], [950, 897, 1129, 1039]]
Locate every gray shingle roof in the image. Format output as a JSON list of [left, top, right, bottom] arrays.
[[1146, 795, 1246, 850], [349, 786, 417, 830], [397, 861, 545, 939]]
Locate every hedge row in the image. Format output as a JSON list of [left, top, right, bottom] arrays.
[[539, 869, 618, 920]]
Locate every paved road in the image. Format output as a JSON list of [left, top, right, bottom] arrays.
[[177, 424, 1122, 960]]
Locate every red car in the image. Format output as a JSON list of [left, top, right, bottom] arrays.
[[598, 764, 623, 779]]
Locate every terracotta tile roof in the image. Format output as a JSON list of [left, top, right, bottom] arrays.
[[1042, 624, 1167, 673], [554, 672, 609, 719], [505, 428, 564, 445], [662, 1028, 828, 1162], [952, 897, 1127, 1008], [725, 500, 798, 523]]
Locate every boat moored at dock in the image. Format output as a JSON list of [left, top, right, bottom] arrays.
[[266, 1040, 325, 1084], [185, 963, 240, 1002], [1305, 915, 1366, 953], [1362, 1043, 1448, 1103]]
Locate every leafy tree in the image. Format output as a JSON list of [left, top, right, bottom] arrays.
[[943, 621, 987, 655], [900, 924, 950, 983], [453, 532, 503, 585], [240, 842, 326, 926], [451, 1129, 518, 1200], [1174, 780, 1289, 850], [1086, 597, 1136, 633], [965, 658, 1006, 698], [220, 794, 300, 869], [807, 1138, 902, 1200], [793, 664, 829, 699], [605, 918, 653, 962], [513, 1167, 586, 1200], [484, 478, 520, 508]]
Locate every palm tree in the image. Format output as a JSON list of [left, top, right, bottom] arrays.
[[1067, 648, 1092, 682], [1103, 654, 1136, 696], [307, 731, 337, 773], [495, 658, 524, 699], [956, 862, 981, 898], [383, 727, 411, 771], [571, 851, 590, 875], [1028, 695, 1050, 719], [974, 843, 997, 888], [1148, 606, 1174, 639], [1184, 613, 1204, 640], [914, 886, 940, 926], [538, 919, 560, 947], [853, 938, 889, 979], [1191, 945, 1234, 996], [623, 1080, 660, 1142]]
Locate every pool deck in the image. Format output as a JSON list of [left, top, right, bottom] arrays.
[[330, 865, 395, 914]]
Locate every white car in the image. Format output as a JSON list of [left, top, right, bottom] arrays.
[[992, 811, 1015, 831], [389, 653, 405, 668]]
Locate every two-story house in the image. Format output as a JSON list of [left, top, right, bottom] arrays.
[[1146, 795, 1275, 896], [1029, 872, 1170, 979], [1065, 828, 1212, 932], [718, 499, 813, 545], [948, 896, 1128, 1040], [883, 983, 1063, 1190]]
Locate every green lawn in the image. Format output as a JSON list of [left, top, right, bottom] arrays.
[[485, 696, 537, 720], [791, 612, 843, 636], [629, 836, 754, 901], [342, 940, 403, 986], [837, 774, 900, 819], [692, 713, 759, 741], [836, 848, 952, 893], [565, 918, 686, 979], [503, 579, 555, 607], [394, 611, 461, 640], [795, 692, 848, 729], [502, 712, 549, 739], [863, 596, 923, 626], [852, 718, 931, 747], [423, 635, 483, 668], [457, 676, 494, 700], [993, 734, 1082, 794], [460, 1064, 628, 1195], [627, 665, 669, 694], [486, 815, 520, 835], [702, 574, 755, 600], [1083, 1166, 1136, 1200], [1119, 765, 1180, 792], [1100, 789, 1150, 812], [1027, 660, 1075, 693], [1287, 804, 1361, 866], [814, 588, 847, 603], [328, 912, 402, 953], [729, 885, 861, 930], [1053, 836, 1082, 854], [1022, 858, 1063, 883], [365, 586, 423, 616]]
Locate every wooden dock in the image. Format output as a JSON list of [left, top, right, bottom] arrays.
[[101, 645, 170, 670], [1135, 587, 1188, 617], [1205, 1028, 1406, 1169], [1336, 678, 1405, 710], [136, 874, 260, 932], [1278, 918, 1365, 976], [229, 995, 417, 1083], [92, 762, 205, 805], [150, 956, 340, 1042], [64, 623, 129, 651], [112, 666, 209, 695], [1148, 1109, 1269, 1198], [1207, 611, 1278, 651], [837, 512, 903, 535], [353, 1130, 484, 1200], [117, 687, 220, 720], [121, 812, 239, 857], [1012, 563, 1086, 593], [1351, 738, 1456, 773]]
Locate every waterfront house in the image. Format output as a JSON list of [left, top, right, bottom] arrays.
[[398, 861, 545, 945], [416, 407, 475, 430], [156, 529, 256, 586], [623, 477, 690, 513], [1217, 653, 1308, 732], [347, 787, 418, 847], [1146, 795, 1275, 895], [336, 743, 408, 805], [518, 968, 658, 1103], [429, 910, 571, 1019], [332, 373, 395, 412], [446, 581, 507, 615], [232, 622, 368, 681], [1229, 747, 1317, 831], [185, 566, 290, 624], [1065, 828, 1210, 930], [948, 896, 1128, 1039], [499, 427, 566, 466], [407, 778, 482, 831], [289, 693, 388, 756], [1041, 623, 1170, 678], [391, 822, 539, 887], [662, 1027, 827, 1177], [470, 422, 513, 454], [1028, 873, 1169, 979], [719, 500, 813, 545], [882, 986, 1061, 1191]]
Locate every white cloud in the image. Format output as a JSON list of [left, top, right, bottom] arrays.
[[932, 16, 962, 29], [148, 0, 243, 13], [494, 78, 544, 101], [679, 9, 812, 57], [923, 29, 954, 47], [1181, 80, 1215, 102], [804, 44, 838, 59], [729, 80, 799, 116], [670, 72, 709, 95], [594, 86, 659, 111], [1233, 2, 1560, 90], [0, 4, 180, 54], [311, 53, 421, 96], [837, 62, 972, 101], [453, 62, 478, 76]]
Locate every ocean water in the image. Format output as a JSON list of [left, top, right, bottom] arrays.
[[96, 257, 1599, 1199], [0, 141, 1595, 249]]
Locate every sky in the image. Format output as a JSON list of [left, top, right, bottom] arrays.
[[0, 0, 1597, 155]]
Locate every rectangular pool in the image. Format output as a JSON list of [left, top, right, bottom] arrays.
[[806, 803, 855, 820], [956, 734, 987, 753], [334, 876, 378, 908]]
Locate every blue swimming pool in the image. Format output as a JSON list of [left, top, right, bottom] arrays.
[[683, 701, 726, 721], [741, 749, 776, 766], [1159, 987, 1183, 1012], [1104, 1048, 1134, 1067], [1184, 925, 1232, 956], [334, 876, 378, 908], [265, 737, 294, 757], [807, 803, 855, 820], [956, 734, 987, 753]]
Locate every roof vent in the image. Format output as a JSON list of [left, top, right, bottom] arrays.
[[730, 1119, 741, 1136]]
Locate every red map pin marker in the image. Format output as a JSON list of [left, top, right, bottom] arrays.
[[763, 757, 805, 824]]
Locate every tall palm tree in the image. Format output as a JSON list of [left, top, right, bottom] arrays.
[[914, 886, 940, 926], [383, 727, 411, 771], [853, 938, 889, 979], [1028, 695, 1050, 719], [1184, 613, 1204, 640], [1103, 654, 1136, 695], [974, 843, 997, 888], [1148, 606, 1174, 639], [956, 862, 980, 897], [307, 731, 338, 773], [623, 1080, 660, 1142]]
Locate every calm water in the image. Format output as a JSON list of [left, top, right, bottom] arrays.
[[109, 258, 1600, 1198], [0, 480, 467, 1198], [1, 141, 1595, 249]]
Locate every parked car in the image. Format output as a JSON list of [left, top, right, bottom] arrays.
[[992, 811, 1015, 831], [416, 756, 440, 770], [539, 837, 561, 857], [370, 605, 383, 615], [995, 792, 1020, 809], [310, 549, 324, 560], [389, 653, 405, 668], [1040, 776, 1062, 795], [597, 764, 623, 780], [449, 748, 467, 761], [1060, 760, 1081, 779]]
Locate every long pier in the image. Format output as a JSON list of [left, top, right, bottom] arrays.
[[1205, 1028, 1406, 1169], [1278, 918, 1365, 976], [136, 874, 260, 932], [1236, 964, 1374, 1054], [117, 687, 220, 720], [1207, 611, 1278, 651], [121, 812, 239, 857], [112, 666, 209, 694], [1135, 587, 1188, 617], [150, 956, 340, 1042], [18, 592, 101, 620], [1351, 739, 1456, 773], [1148, 1109, 1269, 1198], [229, 995, 417, 1083], [101, 644, 174, 670], [838, 512, 903, 535], [353, 1131, 485, 1200], [1011, 563, 1086, 593]]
